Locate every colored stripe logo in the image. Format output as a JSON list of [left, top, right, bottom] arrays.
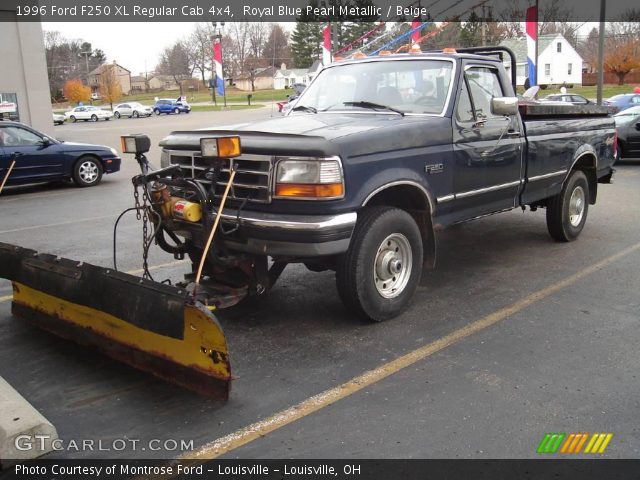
[[537, 433, 613, 454]]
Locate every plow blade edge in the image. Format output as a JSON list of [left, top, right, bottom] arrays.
[[0, 242, 230, 400]]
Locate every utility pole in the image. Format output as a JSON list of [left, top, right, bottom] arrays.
[[597, 0, 606, 105]]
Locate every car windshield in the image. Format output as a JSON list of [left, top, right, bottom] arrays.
[[86, 106, 97, 111], [294, 59, 454, 115]]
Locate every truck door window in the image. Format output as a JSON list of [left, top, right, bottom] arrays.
[[456, 79, 474, 122], [464, 67, 504, 120]]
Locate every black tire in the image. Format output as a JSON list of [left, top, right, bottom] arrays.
[[336, 206, 423, 322], [72, 156, 103, 187], [546, 170, 589, 242], [154, 108, 161, 115], [114, 111, 121, 119], [133, 111, 139, 118], [91, 114, 98, 122], [70, 115, 76, 123], [173, 108, 180, 114]]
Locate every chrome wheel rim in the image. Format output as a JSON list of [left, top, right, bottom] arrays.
[[569, 185, 585, 227], [373, 233, 412, 299], [79, 161, 98, 183]]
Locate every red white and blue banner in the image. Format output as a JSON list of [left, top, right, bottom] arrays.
[[213, 40, 224, 96], [411, 16, 421, 44], [322, 24, 332, 65], [526, 5, 537, 86]]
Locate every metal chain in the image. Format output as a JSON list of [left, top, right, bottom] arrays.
[[134, 183, 152, 279]]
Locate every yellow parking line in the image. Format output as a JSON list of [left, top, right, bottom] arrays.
[[0, 215, 115, 235], [0, 260, 186, 304], [182, 241, 640, 460]]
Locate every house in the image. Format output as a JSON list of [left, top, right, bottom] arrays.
[[274, 63, 316, 90], [148, 75, 181, 91], [87, 61, 132, 95], [235, 66, 276, 91], [499, 34, 583, 87], [130, 75, 148, 92]]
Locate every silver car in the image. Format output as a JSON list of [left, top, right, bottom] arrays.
[[113, 102, 153, 119]]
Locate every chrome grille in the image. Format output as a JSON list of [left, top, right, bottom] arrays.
[[167, 150, 273, 204]]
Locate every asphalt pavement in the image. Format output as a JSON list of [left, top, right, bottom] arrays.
[[0, 109, 639, 460]]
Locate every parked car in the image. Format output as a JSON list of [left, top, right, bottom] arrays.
[[52, 113, 65, 125], [113, 102, 153, 119], [91, 92, 101, 100], [0, 121, 121, 187], [65, 106, 113, 122], [153, 99, 191, 115], [603, 93, 640, 112], [613, 105, 640, 161], [541, 94, 592, 105]]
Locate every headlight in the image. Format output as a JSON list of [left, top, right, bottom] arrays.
[[274, 156, 344, 200]]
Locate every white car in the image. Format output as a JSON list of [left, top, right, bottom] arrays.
[[52, 113, 65, 125], [113, 102, 153, 119], [65, 106, 113, 122]]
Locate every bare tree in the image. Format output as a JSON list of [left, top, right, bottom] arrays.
[[98, 64, 123, 110], [188, 23, 215, 86], [156, 42, 192, 96], [262, 24, 291, 68]]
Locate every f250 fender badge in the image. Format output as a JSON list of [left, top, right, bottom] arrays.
[[425, 163, 444, 174]]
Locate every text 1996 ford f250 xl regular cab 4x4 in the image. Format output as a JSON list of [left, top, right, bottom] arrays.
[[153, 46, 615, 322]]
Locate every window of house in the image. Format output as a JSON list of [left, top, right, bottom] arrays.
[[545, 64, 551, 76], [557, 42, 562, 53], [568, 63, 573, 75]]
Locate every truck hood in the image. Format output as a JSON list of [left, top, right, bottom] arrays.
[[160, 113, 451, 158]]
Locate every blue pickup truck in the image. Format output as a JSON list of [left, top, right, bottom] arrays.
[[154, 47, 615, 321]]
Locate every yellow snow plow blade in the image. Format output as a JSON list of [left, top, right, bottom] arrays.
[[0, 242, 231, 400]]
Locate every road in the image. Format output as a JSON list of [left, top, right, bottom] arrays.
[[1, 109, 639, 460]]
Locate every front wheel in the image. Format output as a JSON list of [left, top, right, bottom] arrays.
[[154, 108, 161, 115], [91, 114, 98, 122], [173, 108, 180, 114], [336, 206, 423, 322], [73, 157, 103, 187], [114, 111, 121, 119], [133, 111, 139, 118], [546, 170, 589, 242], [70, 116, 76, 123]]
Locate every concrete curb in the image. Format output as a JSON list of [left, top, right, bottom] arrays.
[[0, 376, 58, 468]]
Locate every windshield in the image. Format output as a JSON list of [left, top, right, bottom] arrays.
[[294, 59, 454, 115]]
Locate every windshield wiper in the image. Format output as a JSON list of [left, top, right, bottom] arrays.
[[342, 101, 405, 116], [291, 105, 317, 113]]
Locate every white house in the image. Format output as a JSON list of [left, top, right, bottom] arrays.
[[273, 61, 323, 90], [500, 34, 583, 87]]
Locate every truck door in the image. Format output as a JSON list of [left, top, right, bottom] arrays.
[[451, 64, 524, 220]]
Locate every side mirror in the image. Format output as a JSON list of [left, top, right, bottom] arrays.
[[491, 97, 519, 116], [40, 137, 51, 146]]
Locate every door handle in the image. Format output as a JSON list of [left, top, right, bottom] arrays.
[[12, 152, 24, 157], [506, 130, 521, 137]]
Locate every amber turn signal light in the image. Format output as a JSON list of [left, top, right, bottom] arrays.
[[275, 183, 344, 199]]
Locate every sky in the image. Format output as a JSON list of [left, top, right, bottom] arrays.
[[43, 21, 600, 76], [42, 22, 296, 76]]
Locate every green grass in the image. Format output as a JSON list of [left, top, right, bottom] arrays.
[[516, 84, 638, 99], [189, 104, 265, 112]]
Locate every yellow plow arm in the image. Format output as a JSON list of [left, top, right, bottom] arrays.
[[0, 242, 231, 400]]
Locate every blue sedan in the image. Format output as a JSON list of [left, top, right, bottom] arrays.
[[603, 93, 640, 113], [0, 121, 121, 187]]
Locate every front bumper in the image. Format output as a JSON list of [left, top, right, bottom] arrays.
[[215, 209, 357, 257]]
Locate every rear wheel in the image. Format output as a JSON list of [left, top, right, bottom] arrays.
[[73, 157, 103, 187], [154, 108, 161, 115], [133, 111, 139, 118], [114, 111, 121, 119], [336, 206, 423, 322], [546, 170, 589, 242], [70, 115, 76, 123]]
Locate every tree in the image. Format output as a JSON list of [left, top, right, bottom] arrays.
[[291, 20, 323, 68], [604, 23, 640, 85], [44, 31, 105, 101], [156, 41, 192, 95], [98, 64, 123, 109], [263, 24, 291, 68], [187, 23, 215, 86], [63, 79, 90, 105]]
